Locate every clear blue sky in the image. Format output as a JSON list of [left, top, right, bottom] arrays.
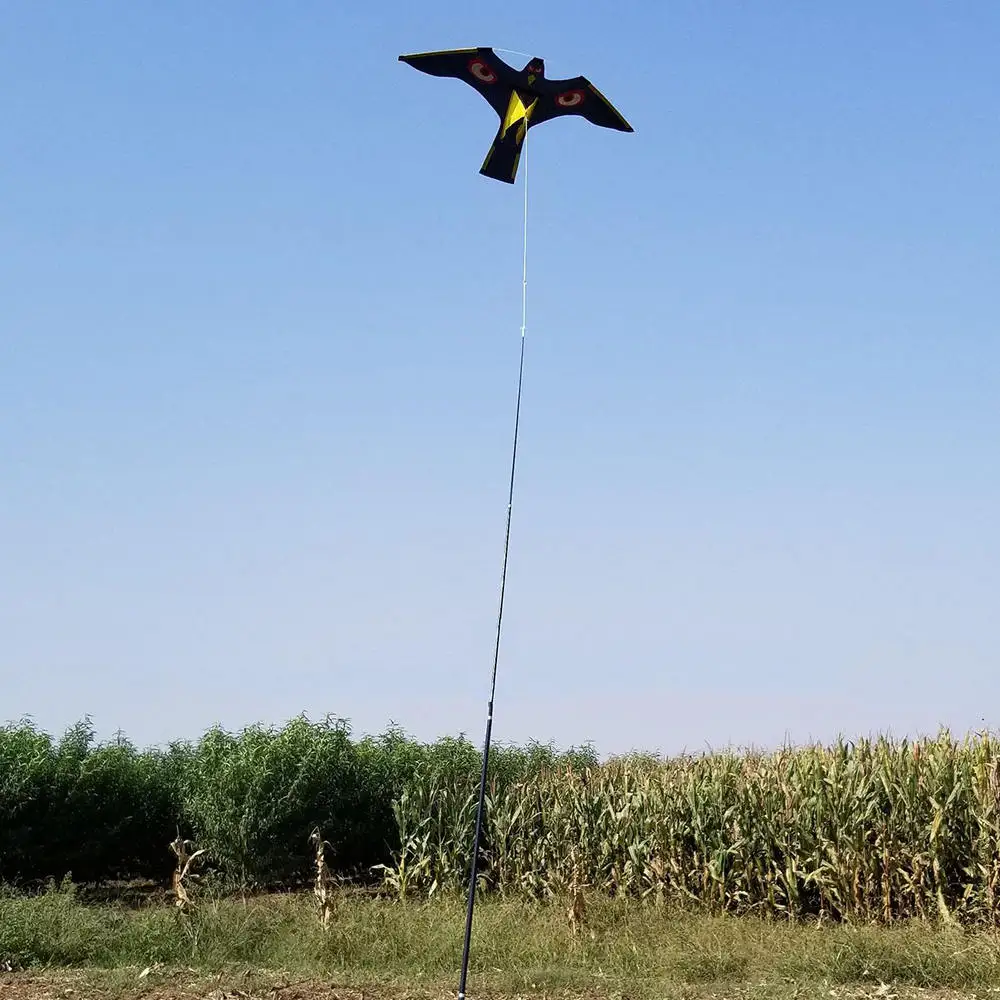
[[3, 1, 998, 758]]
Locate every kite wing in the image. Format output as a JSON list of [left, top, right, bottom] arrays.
[[528, 75, 634, 133], [397, 47, 519, 119]]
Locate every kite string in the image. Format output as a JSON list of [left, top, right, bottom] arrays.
[[495, 45, 535, 61], [521, 127, 529, 340], [456, 132, 529, 1000]]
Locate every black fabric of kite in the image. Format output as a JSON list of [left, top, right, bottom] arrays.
[[398, 46, 633, 183]]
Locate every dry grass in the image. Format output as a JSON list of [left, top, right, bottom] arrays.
[[4, 881, 1000, 999], [566, 849, 587, 938], [169, 833, 206, 913], [310, 828, 335, 932]]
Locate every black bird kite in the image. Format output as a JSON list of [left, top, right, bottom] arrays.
[[398, 46, 633, 183]]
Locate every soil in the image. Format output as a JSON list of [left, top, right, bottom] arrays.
[[0, 974, 994, 1000], [2, 974, 393, 1000]]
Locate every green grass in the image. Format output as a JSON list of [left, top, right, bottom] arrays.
[[4, 880, 1000, 999]]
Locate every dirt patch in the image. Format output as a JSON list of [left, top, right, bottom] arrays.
[[0, 974, 458, 1000], [1, 975, 997, 1000]]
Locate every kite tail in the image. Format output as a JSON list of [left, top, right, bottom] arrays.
[[479, 123, 526, 184]]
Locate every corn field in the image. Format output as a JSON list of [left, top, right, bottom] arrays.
[[391, 731, 1000, 925], [4, 717, 1000, 925]]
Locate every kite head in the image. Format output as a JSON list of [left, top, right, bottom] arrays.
[[524, 58, 545, 84]]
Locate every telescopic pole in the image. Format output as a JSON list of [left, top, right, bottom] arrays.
[[457, 131, 530, 1000]]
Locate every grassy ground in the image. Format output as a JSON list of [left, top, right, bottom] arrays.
[[3, 883, 1000, 999]]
